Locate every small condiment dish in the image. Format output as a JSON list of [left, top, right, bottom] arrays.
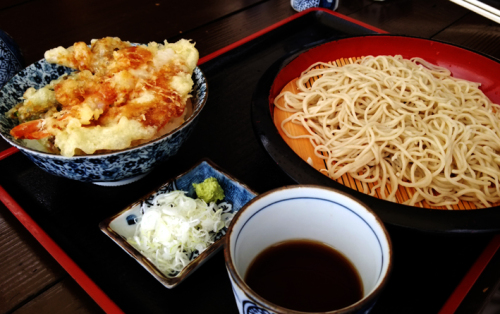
[[99, 159, 257, 288]]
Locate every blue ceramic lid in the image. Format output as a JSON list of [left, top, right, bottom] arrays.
[[0, 30, 24, 88]]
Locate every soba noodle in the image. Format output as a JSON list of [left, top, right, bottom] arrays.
[[275, 55, 500, 209]]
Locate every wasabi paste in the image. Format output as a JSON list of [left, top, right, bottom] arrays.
[[193, 177, 225, 203]]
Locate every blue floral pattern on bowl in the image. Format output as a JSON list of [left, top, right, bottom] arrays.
[[99, 159, 258, 288], [0, 58, 208, 183], [0, 30, 24, 88], [290, 0, 338, 11]]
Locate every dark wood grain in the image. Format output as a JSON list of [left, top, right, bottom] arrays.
[[434, 12, 500, 59], [0, 203, 63, 313], [0, 202, 102, 314], [14, 277, 104, 314], [170, 0, 297, 57], [348, 0, 470, 37], [336, 0, 372, 15], [0, 0, 31, 11], [0, 0, 266, 65]]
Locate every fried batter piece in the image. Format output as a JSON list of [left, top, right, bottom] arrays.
[[9, 37, 199, 157]]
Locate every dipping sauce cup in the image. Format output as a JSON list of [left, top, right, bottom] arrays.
[[224, 185, 392, 314]]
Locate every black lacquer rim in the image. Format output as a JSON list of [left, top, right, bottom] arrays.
[[251, 34, 500, 234]]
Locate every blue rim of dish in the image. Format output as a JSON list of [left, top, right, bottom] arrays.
[[251, 34, 500, 233]]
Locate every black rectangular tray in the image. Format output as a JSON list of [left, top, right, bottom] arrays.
[[0, 9, 494, 313]]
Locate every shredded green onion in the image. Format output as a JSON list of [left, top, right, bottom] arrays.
[[126, 190, 233, 277]]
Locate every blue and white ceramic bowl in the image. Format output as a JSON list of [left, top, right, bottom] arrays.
[[0, 58, 207, 185], [225, 185, 392, 314], [99, 159, 257, 288], [0, 30, 24, 88]]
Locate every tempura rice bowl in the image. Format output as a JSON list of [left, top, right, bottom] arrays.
[[0, 59, 207, 184]]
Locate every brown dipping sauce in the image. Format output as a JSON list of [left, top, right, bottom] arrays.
[[244, 239, 363, 312]]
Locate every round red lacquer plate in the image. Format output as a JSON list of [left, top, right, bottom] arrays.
[[252, 34, 500, 233]]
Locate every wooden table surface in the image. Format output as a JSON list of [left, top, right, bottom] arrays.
[[1, 0, 500, 313]]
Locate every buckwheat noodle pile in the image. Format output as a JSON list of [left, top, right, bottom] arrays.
[[275, 55, 500, 208]]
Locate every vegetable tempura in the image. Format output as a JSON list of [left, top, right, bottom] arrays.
[[7, 37, 199, 157]]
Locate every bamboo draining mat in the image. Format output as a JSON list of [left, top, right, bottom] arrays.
[[273, 57, 497, 210]]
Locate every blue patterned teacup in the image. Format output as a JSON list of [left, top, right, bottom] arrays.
[[290, 0, 339, 12]]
